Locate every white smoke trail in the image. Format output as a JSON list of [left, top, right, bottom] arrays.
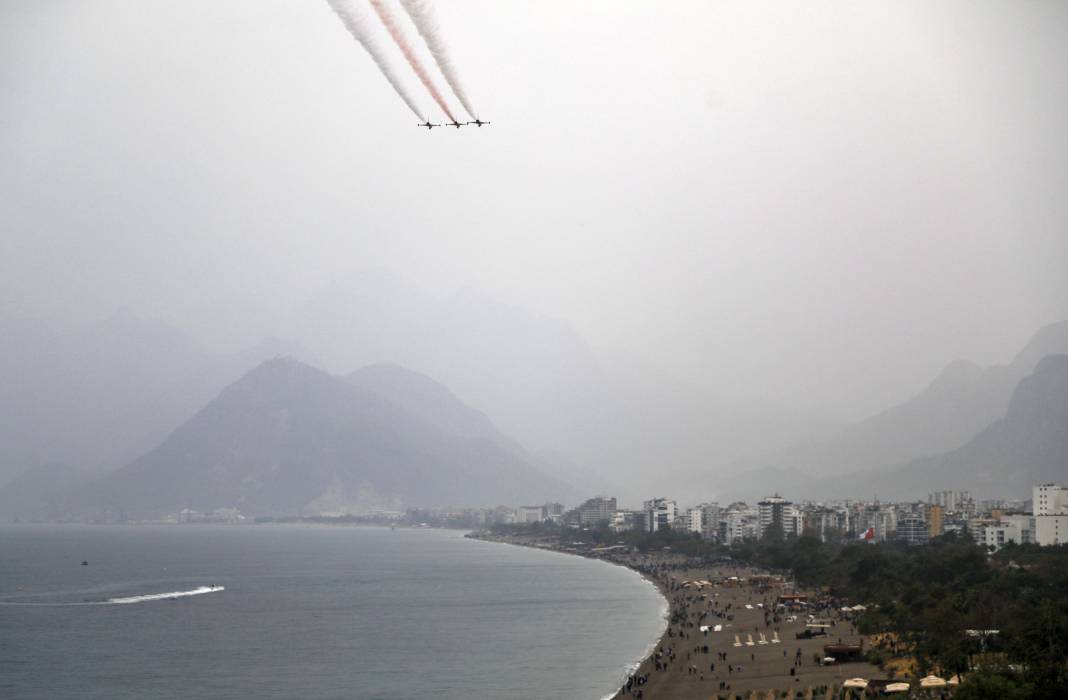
[[326, 0, 425, 121], [368, 0, 457, 123], [398, 0, 477, 121]]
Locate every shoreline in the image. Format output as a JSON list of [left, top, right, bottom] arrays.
[[469, 531, 670, 697], [470, 531, 882, 700]]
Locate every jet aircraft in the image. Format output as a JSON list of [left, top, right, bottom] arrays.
[[445, 119, 464, 129], [418, 120, 440, 130], [467, 118, 491, 127]]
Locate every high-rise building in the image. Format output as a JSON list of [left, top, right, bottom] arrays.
[[1035, 515, 1068, 546], [924, 504, 944, 539], [517, 505, 546, 523], [698, 502, 721, 540], [545, 502, 565, 523], [1034, 484, 1068, 546], [802, 507, 848, 542], [758, 495, 801, 538], [722, 507, 760, 545], [897, 516, 929, 546], [684, 507, 703, 534], [928, 490, 972, 513], [1034, 484, 1068, 516], [643, 498, 677, 532], [576, 497, 617, 527]]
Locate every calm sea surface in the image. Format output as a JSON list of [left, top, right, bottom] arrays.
[[0, 525, 665, 700]]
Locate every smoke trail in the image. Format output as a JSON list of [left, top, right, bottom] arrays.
[[367, 0, 457, 123], [398, 0, 477, 121], [326, 0, 425, 121]]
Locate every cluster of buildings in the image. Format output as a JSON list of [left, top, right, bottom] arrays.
[[167, 507, 248, 524], [402, 503, 566, 528], [977, 483, 1068, 550], [567, 494, 805, 544], [151, 484, 1068, 548], [547, 483, 1068, 551]]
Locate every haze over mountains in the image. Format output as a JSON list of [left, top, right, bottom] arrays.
[[0, 311, 316, 484], [874, 353, 1068, 499], [0, 271, 1065, 518], [282, 271, 834, 496], [65, 358, 572, 520], [717, 323, 1068, 503], [0, 272, 834, 498], [732, 320, 1068, 480]]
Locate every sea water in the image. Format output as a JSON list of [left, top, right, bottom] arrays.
[[0, 525, 665, 700]]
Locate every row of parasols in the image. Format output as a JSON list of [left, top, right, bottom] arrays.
[[842, 674, 964, 692]]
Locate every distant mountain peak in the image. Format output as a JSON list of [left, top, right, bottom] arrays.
[[733, 319, 1068, 483], [1012, 319, 1068, 370], [63, 358, 572, 519]]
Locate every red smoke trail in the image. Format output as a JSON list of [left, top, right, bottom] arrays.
[[399, 0, 478, 121], [368, 0, 457, 123]]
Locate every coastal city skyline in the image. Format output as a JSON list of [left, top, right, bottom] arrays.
[[140, 483, 1068, 550]]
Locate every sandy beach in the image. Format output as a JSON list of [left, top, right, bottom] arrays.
[[474, 533, 881, 699]]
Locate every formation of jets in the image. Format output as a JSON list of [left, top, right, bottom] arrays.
[[418, 118, 491, 130]]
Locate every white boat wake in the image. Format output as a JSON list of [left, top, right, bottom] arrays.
[[0, 585, 225, 606], [107, 586, 225, 604]]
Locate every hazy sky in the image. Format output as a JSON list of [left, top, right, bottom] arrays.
[[3, 0, 1067, 419]]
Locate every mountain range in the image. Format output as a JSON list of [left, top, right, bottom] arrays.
[[280, 271, 836, 496], [0, 311, 317, 484], [1, 274, 1064, 514], [717, 350, 1068, 503], [61, 358, 574, 520], [0, 273, 837, 498], [728, 320, 1068, 482]]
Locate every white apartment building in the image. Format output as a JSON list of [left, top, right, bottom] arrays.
[[643, 498, 677, 532], [723, 509, 760, 545], [928, 490, 973, 513], [982, 515, 1035, 550], [757, 495, 803, 538], [698, 502, 721, 540], [1036, 515, 1068, 546], [683, 507, 703, 534], [1033, 484, 1068, 546], [1034, 484, 1068, 516], [576, 496, 617, 527]]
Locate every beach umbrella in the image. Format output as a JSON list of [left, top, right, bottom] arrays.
[[919, 675, 947, 688], [843, 678, 868, 688], [885, 682, 910, 693]]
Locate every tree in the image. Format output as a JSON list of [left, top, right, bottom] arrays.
[[952, 670, 1034, 700]]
